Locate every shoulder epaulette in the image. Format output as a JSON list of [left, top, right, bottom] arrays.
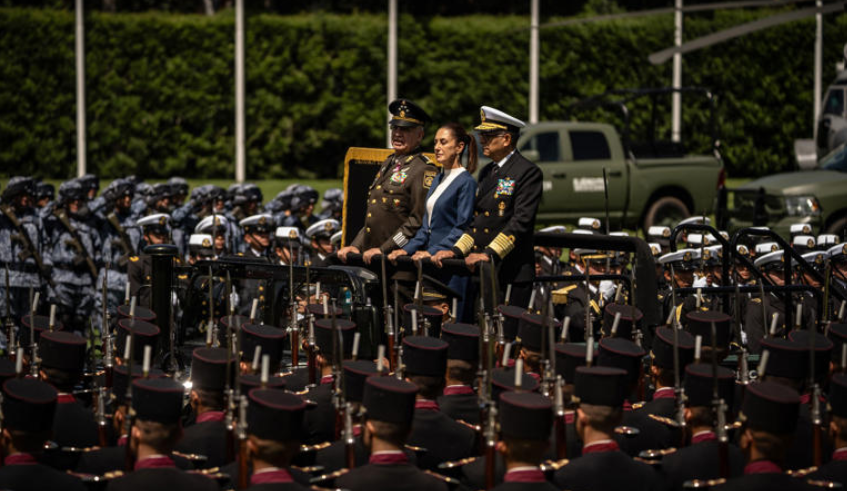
[[750, 297, 762, 304], [423, 470, 461, 486], [540, 458, 570, 472], [630, 401, 645, 410], [787, 466, 818, 477], [638, 447, 677, 460], [648, 413, 681, 428], [455, 419, 481, 432], [309, 467, 350, 485], [129, 256, 139, 262], [437, 456, 478, 471]]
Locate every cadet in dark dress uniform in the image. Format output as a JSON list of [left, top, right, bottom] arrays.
[[304, 218, 340, 268], [127, 213, 171, 309], [437, 323, 481, 425], [434, 106, 543, 309], [106, 377, 218, 491], [175, 347, 234, 469], [403, 335, 477, 470], [553, 366, 664, 491], [806, 373, 847, 486], [639, 326, 695, 420], [491, 392, 559, 491], [241, 389, 311, 490], [338, 99, 436, 264], [660, 363, 745, 490], [714, 382, 811, 491], [0, 378, 86, 491], [335, 376, 449, 491]]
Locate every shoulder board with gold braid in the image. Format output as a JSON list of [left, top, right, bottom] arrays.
[[648, 413, 681, 428]]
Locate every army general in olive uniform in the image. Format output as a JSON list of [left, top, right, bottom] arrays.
[[338, 99, 437, 265]]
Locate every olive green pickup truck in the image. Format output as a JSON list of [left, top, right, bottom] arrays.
[[516, 120, 724, 234]]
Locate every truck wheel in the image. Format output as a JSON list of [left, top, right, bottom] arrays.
[[827, 215, 847, 238], [643, 196, 690, 234]]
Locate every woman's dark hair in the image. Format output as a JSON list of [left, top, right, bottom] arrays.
[[440, 122, 478, 174]]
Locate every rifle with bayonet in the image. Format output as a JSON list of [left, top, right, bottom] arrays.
[[288, 239, 299, 369], [809, 305, 824, 468], [671, 308, 686, 447], [1, 204, 53, 287], [124, 298, 137, 471], [5, 266, 17, 358], [28, 291, 39, 377], [381, 255, 396, 371], [224, 273, 237, 464], [710, 322, 729, 479]]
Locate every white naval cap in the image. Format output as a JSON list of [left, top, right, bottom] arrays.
[[189, 233, 214, 249], [789, 223, 813, 236], [687, 233, 716, 246], [754, 250, 784, 269], [239, 214, 274, 231], [647, 226, 671, 239], [827, 243, 847, 260], [792, 235, 816, 249], [275, 226, 301, 242], [658, 248, 701, 266], [330, 231, 343, 246], [475, 106, 526, 132], [648, 242, 662, 256], [818, 234, 840, 248], [538, 225, 567, 234], [305, 218, 341, 239], [754, 242, 780, 255], [577, 217, 602, 230], [195, 214, 228, 234], [677, 216, 711, 227], [136, 213, 170, 229], [801, 250, 826, 266]]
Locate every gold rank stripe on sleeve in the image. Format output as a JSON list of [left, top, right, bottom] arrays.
[[487, 233, 515, 259], [455, 233, 475, 256]]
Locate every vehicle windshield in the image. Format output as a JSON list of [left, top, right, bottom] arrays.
[[820, 142, 847, 172], [823, 87, 845, 117]]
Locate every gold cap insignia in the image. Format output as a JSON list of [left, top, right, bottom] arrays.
[[325, 222, 333, 231], [808, 239, 815, 248], [258, 216, 267, 225], [202, 238, 211, 248], [663, 229, 670, 237], [683, 251, 692, 262], [159, 216, 167, 225], [289, 230, 298, 239]]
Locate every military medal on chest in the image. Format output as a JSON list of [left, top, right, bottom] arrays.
[[498, 201, 506, 217]]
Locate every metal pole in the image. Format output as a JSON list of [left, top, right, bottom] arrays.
[[235, 0, 246, 183], [813, 0, 822, 140], [387, 0, 397, 148], [529, 0, 540, 124], [671, 0, 683, 143], [75, 0, 86, 177]]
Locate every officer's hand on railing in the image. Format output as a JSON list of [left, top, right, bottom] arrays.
[[362, 248, 382, 265], [430, 250, 455, 268], [336, 246, 360, 264], [388, 249, 408, 264], [465, 252, 490, 272], [411, 251, 431, 262]]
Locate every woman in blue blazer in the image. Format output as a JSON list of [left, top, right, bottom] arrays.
[[389, 122, 478, 319]]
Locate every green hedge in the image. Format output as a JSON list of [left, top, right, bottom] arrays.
[[1, 7, 846, 179]]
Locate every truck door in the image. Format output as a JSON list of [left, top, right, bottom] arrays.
[[562, 129, 627, 215], [518, 128, 571, 215]]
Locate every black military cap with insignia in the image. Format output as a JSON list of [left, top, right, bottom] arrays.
[[402, 335, 449, 377], [829, 373, 847, 418], [739, 381, 800, 434], [684, 310, 732, 349], [441, 323, 480, 362], [499, 391, 553, 441], [787, 330, 832, 384], [116, 318, 161, 362], [597, 337, 646, 387], [2, 378, 58, 432], [601, 303, 644, 339], [517, 312, 562, 352], [684, 363, 735, 408], [313, 318, 357, 358], [491, 367, 540, 401], [759, 337, 807, 381], [343, 360, 379, 403], [388, 99, 431, 128], [247, 389, 307, 442], [651, 326, 695, 369], [363, 376, 418, 425], [241, 323, 287, 370], [573, 366, 628, 407], [190, 347, 235, 391], [132, 377, 185, 424], [20, 314, 64, 345], [555, 343, 587, 384], [114, 364, 164, 404], [39, 331, 87, 372]]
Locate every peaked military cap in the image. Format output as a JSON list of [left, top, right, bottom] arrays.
[[684, 310, 731, 349], [754, 250, 785, 271], [136, 213, 171, 233], [817, 234, 840, 248], [659, 249, 700, 271], [601, 303, 643, 339], [578, 217, 602, 231], [792, 235, 816, 254], [648, 242, 663, 257], [499, 392, 553, 441], [598, 337, 646, 380], [538, 225, 567, 234], [248, 389, 307, 442], [114, 363, 164, 404], [305, 219, 340, 240], [754, 242, 781, 257], [517, 312, 562, 352], [573, 366, 627, 407], [651, 326, 695, 369], [330, 231, 343, 247], [800, 251, 827, 273], [647, 226, 672, 244], [790, 223, 813, 237], [189, 233, 215, 256], [678, 216, 711, 227], [132, 377, 185, 424], [787, 330, 832, 383], [402, 335, 449, 377], [684, 363, 735, 408], [20, 314, 64, 345], [363, 376, 418, 425], [116, 318, 161, 362], [491, 367, 540, 401], [39, 331, 87, 372], [313, 318, 357, 358], [195, 214, 229, 235], [190, 347, 235, 391], [344, 360, 379, 403], [475, 106, 525, 133], [240, 214, 274, 233], [441, 323, 480, 362], [827, 243, 847, 263], [740, 381, 800, 434], [829, 373, 847, 419], [275, 226, 302, 247], [687, 233, 716, 247], [759, 337, 807, 380], [388, 99, 430, 128], [2, 377, 58, 432], [555, 343, 587, 383], [241, 323, 287, 369]]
